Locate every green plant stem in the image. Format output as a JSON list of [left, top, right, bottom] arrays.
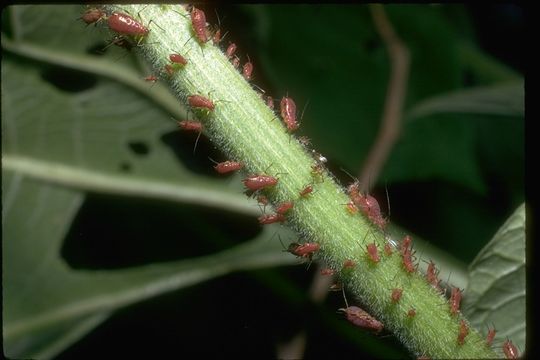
[[102, 5, 498, 358]]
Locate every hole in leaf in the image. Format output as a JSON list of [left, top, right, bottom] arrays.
[[41, 65, 97, 92], [128, 141, 150, 156], [62, 193, 261, 270]]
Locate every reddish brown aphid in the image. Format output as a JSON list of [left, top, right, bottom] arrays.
[[226, 43, 237, 59], [339, 306, 383, 334], [343, 259, 356, 269], [426, 260, 441, 291], [212, 28, 222, 45], [164, 64, 175, 76], [402, 251, 416, 274], [190, 7, 208, 44], [242, 174, 278, 191], [288, 242, 320, 259], [144, 75, 158, 82], [232, 56, 240, 69], [276, 201, 294, 215], [266, 96, 274, 110], [108, 12, 149, 36], [391, 288, 403, 304], [188, 95, 215, 111], [384, 242, 393, 256], [320, 268, 336, 276], [401, 235, 413, 256], [457, 320, 469, 346], [407, 308, 416, 318], [258, 213, 286, 225], [243, 58, 254, 81], [257, 195, 269, 206], [347, 182, 387, 229], [299, 185, 313, 197], [169, 53, 188, 65], [79, 8, 106, 26], [450, 287, 462, 316], [178, 120, 202, 132], [214, 161, 243, 174], [346, 201, 358, 214], [280, 96, 299, 131], [366, 243, 380, 264], [502, 340, 519, 359], [486, 328, 496, 347]]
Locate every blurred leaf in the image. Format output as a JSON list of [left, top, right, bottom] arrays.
[[406, 82, 524, 119], [463, 203, 525, 351], [2, 171, 297, 359]]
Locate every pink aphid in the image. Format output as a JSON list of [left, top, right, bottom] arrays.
[[366, 243, 380, 264], [340, 306, 383, 334], [144, 75, 157, 82], [276, 201, 294, 215], [457, 320, 469, 346], [258, 213, 286, 225], [266, 96, 274, 110], [188, 95, 215, 111], [108, 12, 149, 36], [80, 8, 106, 26], [348, 182, 386, 229], [226, 43, 237, 59], [178, 120, 202, 132], [343, 259, 356, 269], [288, 242, 320, 259], [164, 64, 175, 76], [213, 28, 222, 45], [502, 340, 519, 359], [299, 185, 313, 197], [486, 328, 496, 347], [280, 96, 299, 131], [450, 287, 462, 316], [243, 59, 253, 80], [426, 260, 441, 291], [384, 243, 393, 256], [232, 56, 240, 69], [190, 7, 208, 44], [401, 235, 413, 256], [407, 308, 416, 318], [346, 201, 358, 214], [170, 53, 187, 65], [391, 288, 403, 304], [257, 195, 269, 206], [214, 161, 243, 174], [320, 268, 336, 276], [242, 175, 278, 191]]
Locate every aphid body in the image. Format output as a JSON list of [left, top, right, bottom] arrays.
[[276, 201, 294, 215], [242, 175, 278, 191], [280, 96, 299, 131], [457, 320, 469, 346], [226, 43, 237, 59], [258, 213, 286, 225], [190, 7, 208, 43], [80, 8, 106, 26], [108, 12, 149, 36], [214, 161, 243, 174], [366, 243, 380, 263], [391, 288, 402, 303], [243, 60, 253, 80], [178, 120, 202, 132], [188, 95, 215, 111], [340, 306, 383, 334], [170, 53, 188, 65], [450, 287, 462, 316], [503, 340, 519, 359], [486, 328, 496, 347], [288, 242, 320, 259]]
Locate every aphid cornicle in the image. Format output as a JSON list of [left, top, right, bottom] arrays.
[[108, 12, 149, 36], [242, 174, 278, 191]]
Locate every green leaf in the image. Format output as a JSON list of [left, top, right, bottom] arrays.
[[406, 82, 524, 120], [463, 203, 526, 352]]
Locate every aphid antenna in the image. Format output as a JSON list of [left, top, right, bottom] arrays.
[[300, 98, 310, 122], [339, 167, 359, 184], [207, 156, 219, 165], [341, 286, 349, 309], [384, 181, 391, 217], [251, 83, 266, 94], [192, 131, 202, 155]]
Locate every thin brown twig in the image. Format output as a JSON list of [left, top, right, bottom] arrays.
[[359, 4, 410, 192]]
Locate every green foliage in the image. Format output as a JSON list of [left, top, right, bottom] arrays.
[[2, 4, 524, 358]]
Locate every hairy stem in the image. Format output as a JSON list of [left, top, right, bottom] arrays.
[[102, 5, 498, 358]]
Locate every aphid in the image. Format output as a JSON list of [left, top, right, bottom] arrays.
[[79, 7, 106, 26], [177, 120, 202, 132], [402, 253, 416, 273], [232, 56, 240, 69], [164, 64, 175, 76], [242, 174, 278, 191], [190, 7, 208, 44], [346, 201, 358, 214], [226, 43, 237, 59], [298, 136, 311, 147], [108, 12, 149, 36], [391, 288, 402, 304], [276, 201, 294, 215], [243, 56, 254, 81], [257, 195, 269, 206], [258, 213, 286, 225], [384, 242, 393, 256], [486, 328, 496, 347], [280, 96, 299, 131], [407, 308, 416, 318], [457, 320, 469, 346], [320, 268, 336, 276], [213, 160, 243, 174], [299, 185, 313, 197], [401, 235, 413, 256], [343, 259, 356, 269], [426, 260, 441, 291], [366, 243, 380, 264], [502, 340, 519, 359], [339, 306, 383, 334], [144, 75, 158, 82], [266, 96, 274, 110], [169, 53, 188, 65], [347, 182, 387, 229], [188, 95, 215, 111], [288, 242, 320, 259], [449, 287, 462, 316]]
